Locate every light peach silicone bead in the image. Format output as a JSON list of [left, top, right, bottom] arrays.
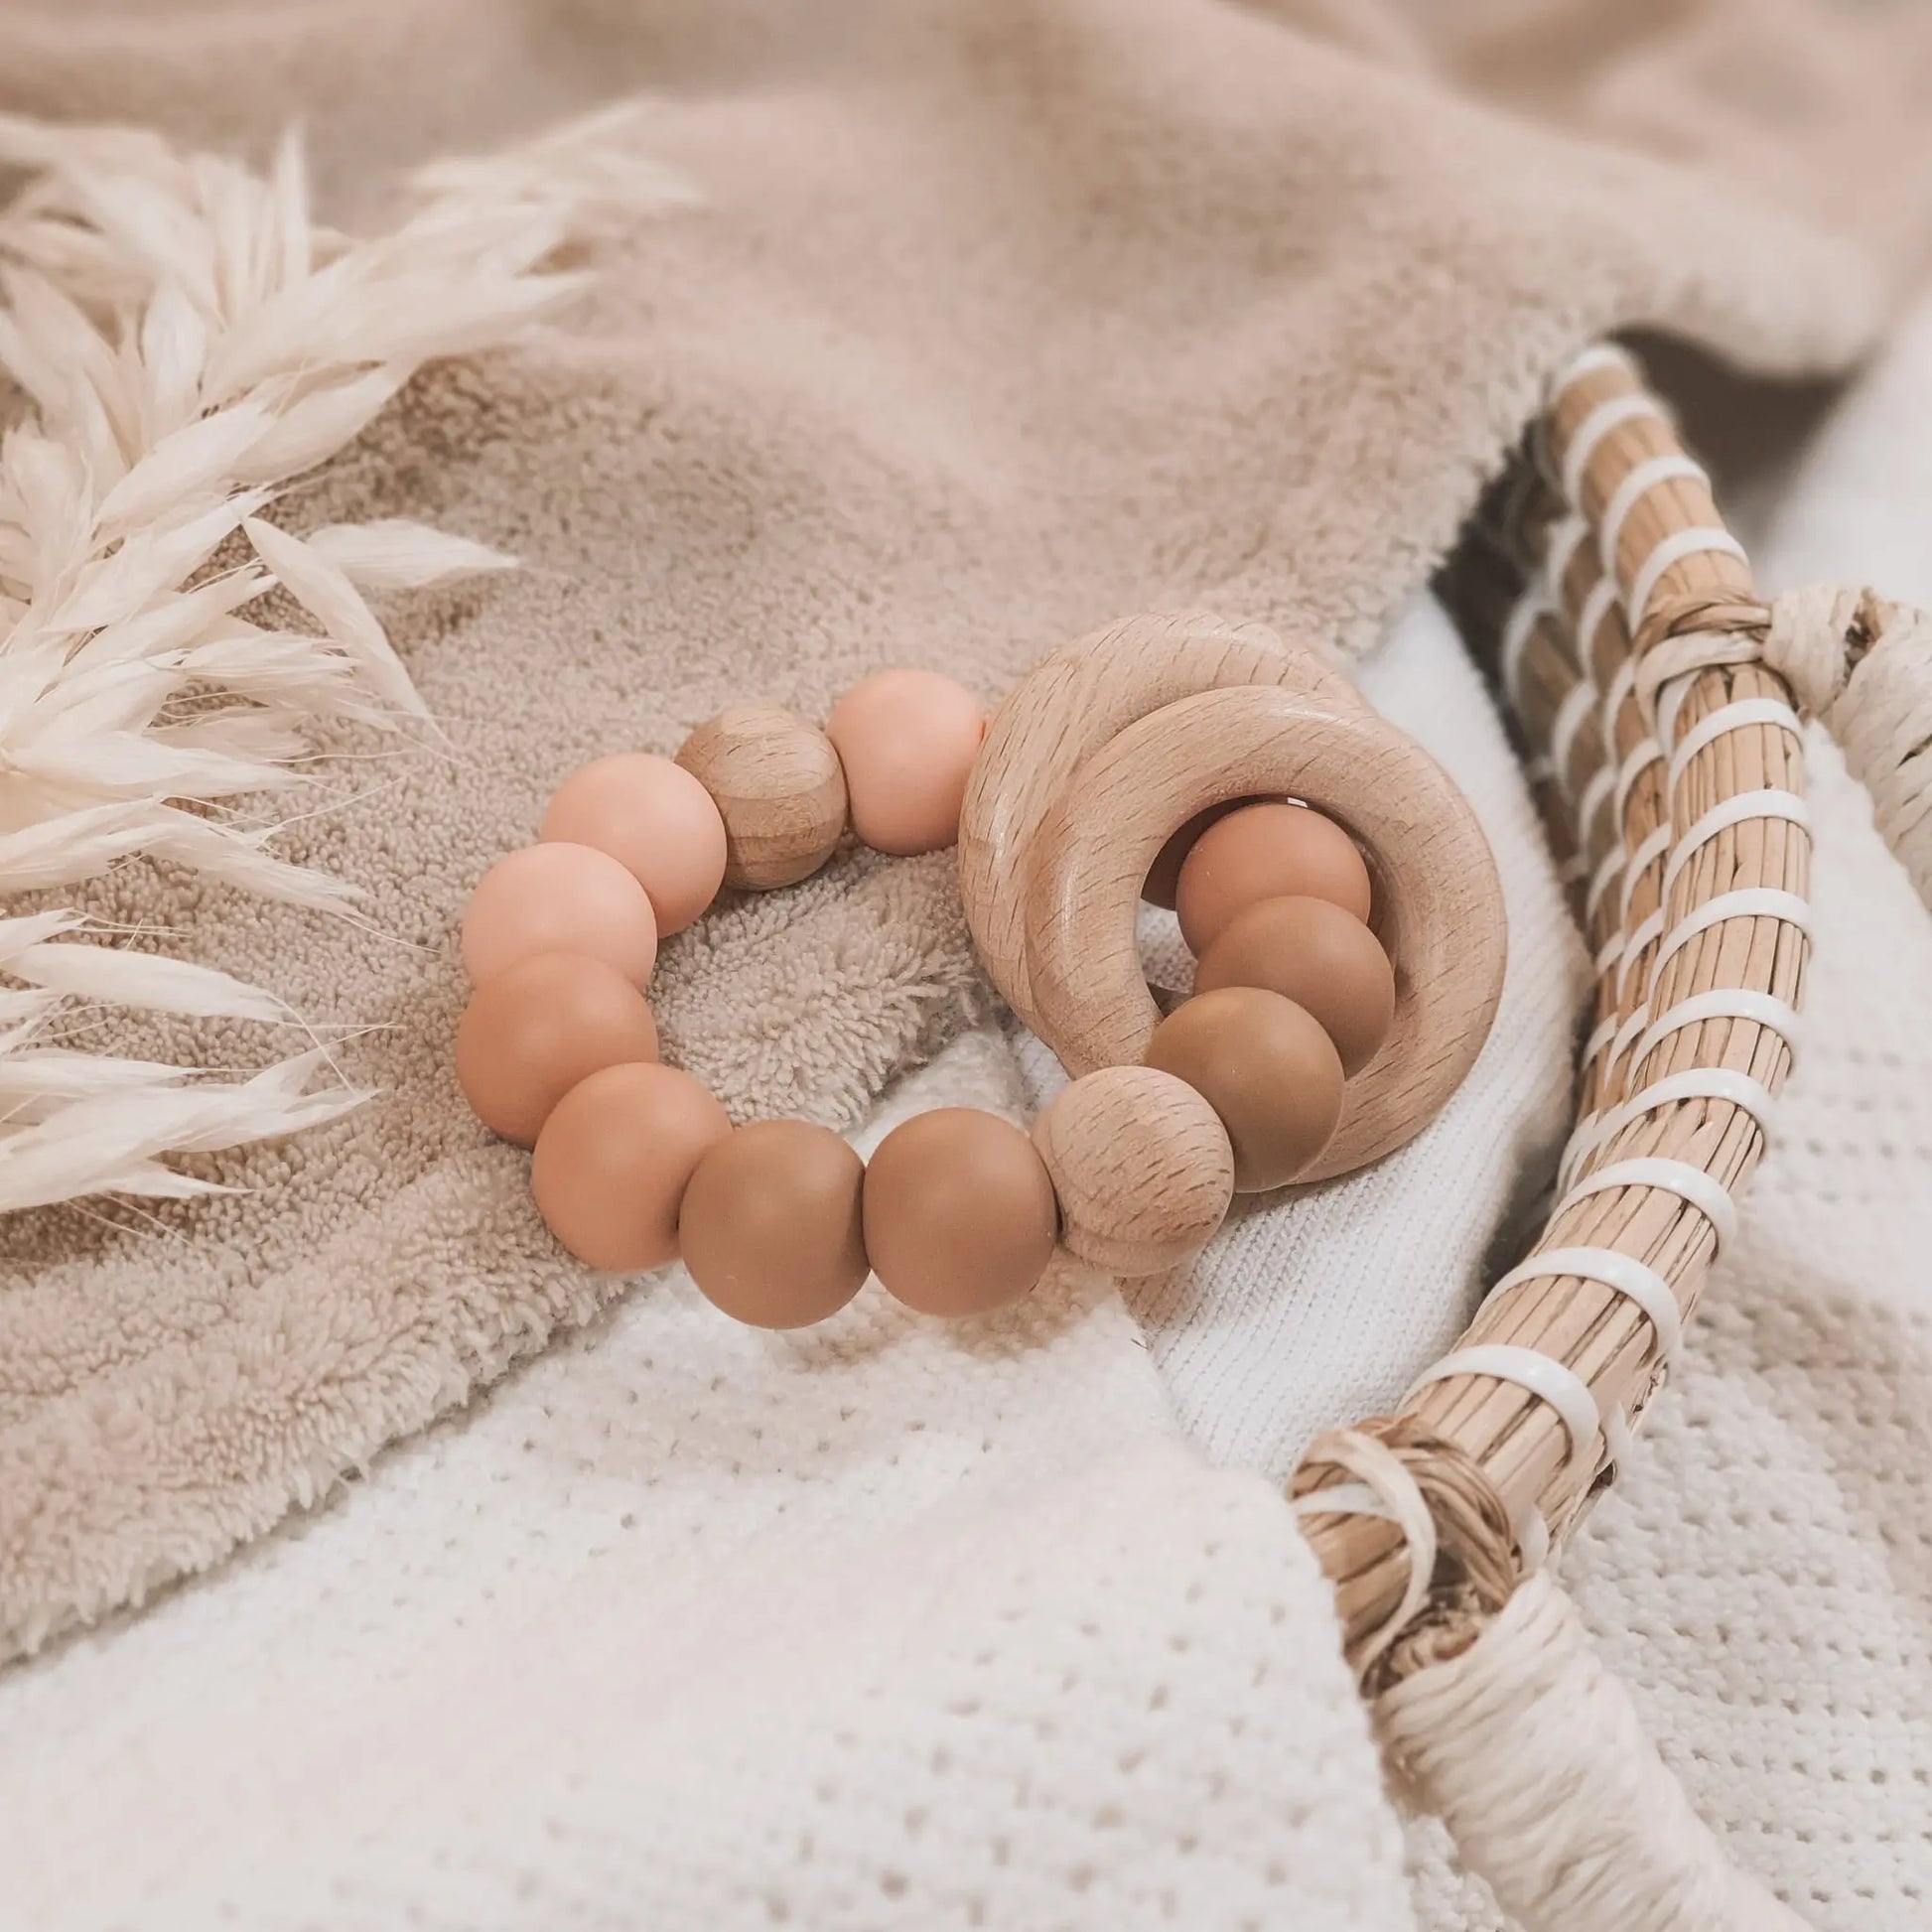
[[456, 951, 659, 1147], [540, 753, 727, 936], [461, 842, 659, 988], [825, 669, 985, 856], [532, 1061, 730, 1272]]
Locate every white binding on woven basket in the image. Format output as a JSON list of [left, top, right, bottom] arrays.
[[1306, 341, 1818, 1931]]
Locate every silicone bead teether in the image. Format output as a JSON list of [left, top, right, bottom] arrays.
[[1194, 895, 1396, 1076], [679, 1119, 869, 1329], [826, 668, 985, 857], [456, 950, 659, 1146], [1174, 799, 1373, 953], [541, 753, 728, 936], [457, 618, 1505, 1336], [531, 1062, 730, 1271], [1144, 986, 1345, 1192], [461, 841, 659, 988], [863, 1107, 1058, 1316]]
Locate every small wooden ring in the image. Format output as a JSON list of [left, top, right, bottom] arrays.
[[1026, 683, 1504, 1180], [960, 611, 1363, 1027]]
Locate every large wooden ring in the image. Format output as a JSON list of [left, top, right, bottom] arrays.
[[959, 612, 1506, 1180]]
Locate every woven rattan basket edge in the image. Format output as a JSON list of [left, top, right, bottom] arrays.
[[1292, 340, 1809, 1682]]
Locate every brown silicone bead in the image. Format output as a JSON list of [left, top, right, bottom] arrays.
[[1173, 800, 1372, 954], [1141, 803, 1234, 911], [456, 950, 660, 1147], [674, 704, 848, 891], [678, 1119, 869, 1329], [531, 1062, 731, 1272], [1032, 1065, 1233, 1275], [1144, 986, 1345, 1192], [863, 1107, 1058, 1317], [1193, 895, 1396, 1076]]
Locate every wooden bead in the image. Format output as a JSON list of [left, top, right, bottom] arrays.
[[456, 950, 659, 1147], [1194, 895, 1396, 1076], [675, 704, 848, 890], [1032, 1066, 1233, 1275], [1145, 986, 1344, 1192], [678, 1119, 869, 1329], [863, 1108, 1058, 1317], [531, 1062, 730, 1272]]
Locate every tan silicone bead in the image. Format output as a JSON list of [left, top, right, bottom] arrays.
[[863, 1107, 1058, 1317], [1141, 803, 1234, 911], [1032, 1065, 1234, 1276], [540, 752, 728, 935], [1193, 895, 1396, 1076], [531, 1061, 731, 1272], [674, 705, 848, 890], [456, 950, 660, 1147], [678, 1119, 869, 1329], [825, 669, 985, 856], [1173, 800, 1372, 954], [1145, 986, 1345, 1192]]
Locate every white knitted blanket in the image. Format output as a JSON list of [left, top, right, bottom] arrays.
[[6, 321, 1932, 1928]]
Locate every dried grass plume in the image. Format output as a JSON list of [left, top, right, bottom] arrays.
[[0, 106, 688, 1211]]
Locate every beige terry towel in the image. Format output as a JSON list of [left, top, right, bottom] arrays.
[[4, 0, 1932, 1659]]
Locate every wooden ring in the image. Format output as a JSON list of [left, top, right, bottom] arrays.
[[1028, 684, 1503, 1178], [959, 611, 1363, 1027], [958, 612, 1506, 1179]]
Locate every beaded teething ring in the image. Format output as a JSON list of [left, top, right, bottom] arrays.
[[456, 614, 1506, 1329]]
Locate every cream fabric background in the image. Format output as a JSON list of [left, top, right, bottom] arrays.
[[8, 0, 1932, 1658], [10, 310, 1932, 1921], [0, 1031, 1423, 1931], [1, 4, 1931, 1923]]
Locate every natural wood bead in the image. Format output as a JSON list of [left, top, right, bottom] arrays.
[[1145, 986, 1344, 1192], [1032, 1066, 1233, 1276], [678, 1119, 868, 1329], [675, 704, 848, 890], [863, 1108, 1058, 1317]]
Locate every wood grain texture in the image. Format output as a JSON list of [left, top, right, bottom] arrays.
[[1298, 346, 1814, 1674], [676, 704, 848, 890], [961, 617, 1506, 1181], [959, 611, 1364, 1027], [1031, 1064, 1234, 1274]]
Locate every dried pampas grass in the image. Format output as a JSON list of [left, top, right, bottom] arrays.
[[0, 107, 688, 1212]]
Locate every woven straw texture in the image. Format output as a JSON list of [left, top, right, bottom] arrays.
[[1296, 342, 1813, 1677]]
